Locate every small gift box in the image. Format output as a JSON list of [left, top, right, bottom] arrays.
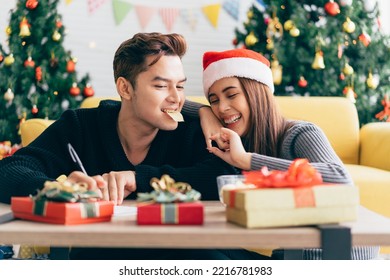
[[223, 159, 359, 228], [136, 175, 204, 225], [11, 179, 114, 225], [11, 197, 114, 225]]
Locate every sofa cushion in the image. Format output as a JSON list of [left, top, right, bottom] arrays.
[[345, 164, 390, 218], [275, 96, 360, 164]]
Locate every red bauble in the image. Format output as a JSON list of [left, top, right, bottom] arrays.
[[26, 0, 38, 10], [83, 85, 95, 97], [297, 76, 308, 88], [358, 33, 371, 47], [0, 54, 4, 63], [232, 38, 238, 46], [35, 66, 42, 81], [70, 84, 81, 96], [56, 20, 63, 28], [66, 60, 75, 73], [324, 1, 340, 16], [31, 105, 38, 114], [339, 73, 345, 80], [24, 57, 35, 68]]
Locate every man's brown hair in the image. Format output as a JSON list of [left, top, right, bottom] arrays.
[[113, 32, 187, 89]]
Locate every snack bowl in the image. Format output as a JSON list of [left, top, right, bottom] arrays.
[[216, 175, 245, 205]]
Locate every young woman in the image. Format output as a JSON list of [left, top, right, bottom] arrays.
[[199, 48, 379, 260]]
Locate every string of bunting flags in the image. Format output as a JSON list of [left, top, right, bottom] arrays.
[[65, 0, 246, 30]]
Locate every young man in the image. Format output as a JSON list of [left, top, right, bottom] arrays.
[[0, 32, 241, 260], [0, 32, 235, 205]]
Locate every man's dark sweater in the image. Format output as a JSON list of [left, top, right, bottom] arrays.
[[0, 100, 236, 204]]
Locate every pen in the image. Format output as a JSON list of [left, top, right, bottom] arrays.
[[67, 143, 88, 175]]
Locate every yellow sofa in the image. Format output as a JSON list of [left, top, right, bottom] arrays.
[[21, 96, 390, 219]]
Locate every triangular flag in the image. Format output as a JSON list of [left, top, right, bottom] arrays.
[[135, 5, 157, 30], [159, 8, 180, 32], [222, 0, 240, 21], [181, 8, 200, 31], [112, 0, 133, 25], [65, 0, 73, 5], [88, 0, 109, 15], [202, 4, 221, 28]]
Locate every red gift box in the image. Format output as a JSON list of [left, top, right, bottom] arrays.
[[137, 202, 204, 225], [11, 197, 114, 225]]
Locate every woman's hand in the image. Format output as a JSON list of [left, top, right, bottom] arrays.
[[208, 127, 252, 170], [199, 106, 226, 149]]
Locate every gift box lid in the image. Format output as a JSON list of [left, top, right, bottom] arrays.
[[11, 197, 114, 225], [223, 184, 359, 210]]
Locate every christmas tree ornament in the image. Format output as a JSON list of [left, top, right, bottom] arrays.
[[31, 104, 39, 114], [337, 43, 343, 59], [66, 59, 76, 73], [52, 30, 61, 41], [18, 112, 27, 135], [232, 38, 238, 46], [266, 16, 283, 39], [55, 19, 63, 28], [4, 54, 15, 66], [247, 10, 254, 20], [366, 71, 379, 89], [26, 0, 39, 10], [5, 26, 12, 36], [283, 20, 294, 31], [271, 59, 283, 85], [49, 52, 59, 68], [35, 66, 42, 81], [245, 31, 258, 47], [375, 94, 390, 122], [324, 1, 340, 16], [289, 26, 300, 37], [343, 62, 354, 75], [312, 51, 325, 70], [266, 38, 274, 50], [343, 17, 356, 33], [339, 73, 345, 80], [364, 0, 377, 12], [358, 32, 371, 47], [19, 18, 31, 38], [24, 56, 35, 68], [297, 76, 308, 88], [4, 88, 15, 102], [69, 83, 81, 96], [83, 84, 95, 97], [0, 52, 4, 63], [344, 87, 356, 103], [340, 0, 353, 6]]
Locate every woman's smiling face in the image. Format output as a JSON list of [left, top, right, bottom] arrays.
[[208, 77, 251, 137]]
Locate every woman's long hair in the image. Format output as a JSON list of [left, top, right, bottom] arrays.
[[238, 77, 293, 157]]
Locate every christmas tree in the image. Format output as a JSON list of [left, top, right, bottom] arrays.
[[0, 0, 94, 145], [234, 0, 390, 125]]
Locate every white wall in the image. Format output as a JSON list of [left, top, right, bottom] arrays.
[[1, 0, 388, 98]]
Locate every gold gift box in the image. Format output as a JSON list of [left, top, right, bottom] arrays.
[[223, 184, 359, 228]]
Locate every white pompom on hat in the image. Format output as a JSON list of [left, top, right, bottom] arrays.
[[202, 49, 274, 96]]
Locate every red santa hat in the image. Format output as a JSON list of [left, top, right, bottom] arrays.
[[202, 49, 274, 95]]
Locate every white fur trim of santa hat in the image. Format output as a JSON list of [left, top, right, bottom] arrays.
[[203, 49, 274, 95]]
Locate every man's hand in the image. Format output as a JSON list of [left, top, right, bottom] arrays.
[[67, 170, 107, 197], [101, 171, 136, 205]]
